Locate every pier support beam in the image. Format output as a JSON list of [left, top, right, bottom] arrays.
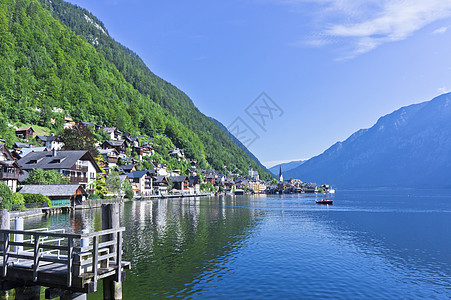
[[103, 279, 122, 300], [60, 291, 87, 300], [102, 204, 122, 300], [0, 291, 8, 300], [14, 285, 41, 300], [0, 210, 10, 300]]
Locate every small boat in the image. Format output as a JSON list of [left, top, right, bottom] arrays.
[[316, 199, 333, 205]]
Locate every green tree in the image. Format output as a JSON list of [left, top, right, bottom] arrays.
[[21, 193, 52, 207], [200, 182, 215, 193], [90, 155, 107, 197], [12, 193, 25, 211], [122, 179, 133, 199], [105, 170, 121, 196], [0, 182, 13, 210], [24, 169, 69, 185], [61, 124, 98, 156]]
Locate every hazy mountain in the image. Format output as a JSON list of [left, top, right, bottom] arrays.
[[269, 160, 305, 176], [285, 93, 451, 188]]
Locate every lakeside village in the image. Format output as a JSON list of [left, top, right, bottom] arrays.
[[0, 119, 334, 209]]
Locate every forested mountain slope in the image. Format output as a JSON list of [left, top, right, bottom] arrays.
[[38, 0, 271, 180], [0, 0, 271, 180]]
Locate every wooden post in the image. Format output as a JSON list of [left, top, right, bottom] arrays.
[[14, 285, 41, 300], [101, 204, 122, 300], [0, 210, 9, 299]]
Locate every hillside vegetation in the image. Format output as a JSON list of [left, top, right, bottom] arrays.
[[0, 0, 271, 180]]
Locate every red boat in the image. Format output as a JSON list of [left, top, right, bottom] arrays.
[[316, 199, 333, 205]]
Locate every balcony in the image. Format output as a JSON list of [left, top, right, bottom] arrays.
[[0, 170, 19, 180], [69, 165, 89, 172], [68, 176, 88, 184]]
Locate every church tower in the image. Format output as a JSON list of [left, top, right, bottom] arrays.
[[279, 166, 283, 183]]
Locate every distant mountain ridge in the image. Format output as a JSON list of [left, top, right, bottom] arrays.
[[269, 160, 305, 176], [285, 93, 451, 188]]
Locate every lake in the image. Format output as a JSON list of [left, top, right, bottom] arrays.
[[24, 190, 451, 299]]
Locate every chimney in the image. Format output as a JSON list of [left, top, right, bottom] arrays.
[[52, 148, 57, 157]]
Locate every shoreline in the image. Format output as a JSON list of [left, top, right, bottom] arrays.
[[9, 193, 213, 219]]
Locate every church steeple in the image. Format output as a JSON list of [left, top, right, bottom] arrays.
[[279, 166, 283, 182]]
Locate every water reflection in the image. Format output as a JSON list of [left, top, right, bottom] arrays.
[[21, 191, 451, 299]]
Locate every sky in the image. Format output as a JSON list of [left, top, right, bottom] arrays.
[[67, 0, 451, 167]]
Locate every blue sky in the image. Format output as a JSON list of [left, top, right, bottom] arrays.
[[67, 0, 451, 167]]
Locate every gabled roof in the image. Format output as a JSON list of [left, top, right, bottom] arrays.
[[125, 136, 137, 142], [154, 175, 168, 184], [79, 121, 95, 127], [16, 126, 34, 132], [17, 147, 47, 158], [120, 164, 136, 172], [154, 163, 166, 169], [103, 140, 127, 147], [98, 148, 119, 155], [14, 142, 32, 149], [103, 127, 116, 134], [126, 170, 151, 179], [169, 176, 187, 183], [18, 150, 101, 172], [19, 184, 87, 197], [0, 143, 14, 161], [36, 135, 59, 142]]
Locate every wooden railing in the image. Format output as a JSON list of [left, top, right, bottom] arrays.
[[68, 165, 89, 172], [0, 227, 126, 291], [0, 170, 19, 180], [68, 176, 88, 184]]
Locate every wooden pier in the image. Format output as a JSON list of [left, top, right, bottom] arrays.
[[0, 204, 130, 299]]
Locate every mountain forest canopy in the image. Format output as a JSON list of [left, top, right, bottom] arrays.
[[0, 0, 272, 180]]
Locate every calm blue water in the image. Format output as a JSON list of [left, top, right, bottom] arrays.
[[24, 190, 451, 299]]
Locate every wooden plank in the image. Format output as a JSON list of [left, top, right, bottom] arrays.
[[97, 240, 116, 249], [82, 227, 125, 238], [0, 229, 80, 239], [67, 237, 73, 287], [5, 252, 68, 264], [78, 252, 116, 269], [92, 236, 98, 292], [3, 232, 8, 277], [116, 231, 122, 282], [33, 233, 40, 282], [9, 242, 67, 251]]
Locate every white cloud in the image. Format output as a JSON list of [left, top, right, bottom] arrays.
[[263, 158, 308, 168], [432, 26, 448, 34], [280, 0, 451, 59], [438, 86, 450, 94]]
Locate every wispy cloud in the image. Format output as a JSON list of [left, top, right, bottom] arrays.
[[281, 0, 451, 59], [438, 86, 450, 94], [263, 158, 308, 168], [432, 26, 448, 35]]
